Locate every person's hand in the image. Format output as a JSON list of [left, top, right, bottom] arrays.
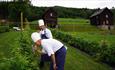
[[34, 45, 37, 50], [53, 63, 57, 70]]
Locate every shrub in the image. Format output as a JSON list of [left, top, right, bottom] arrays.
[[51, 29, 115, 66], [0, 25, 39, 70], [0, 26, 9, 33]]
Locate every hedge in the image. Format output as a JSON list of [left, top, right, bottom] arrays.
[[0, 25, 39, 70], [51, 29, 115, 66], [0, 26, 9, 33]]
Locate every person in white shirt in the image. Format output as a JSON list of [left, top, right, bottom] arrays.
[[31, 32, 66, 70], [38, 19, 53, 68]]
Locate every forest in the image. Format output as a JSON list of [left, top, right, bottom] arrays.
[[0, 1, 115, 22]]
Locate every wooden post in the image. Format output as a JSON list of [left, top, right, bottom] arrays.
[[25, 18, 30, 29], [21, 12, 23, 30], [25, 18, 30, 25]]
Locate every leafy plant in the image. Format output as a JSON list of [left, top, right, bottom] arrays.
[[51, 29, 115, 66], [0, 26, 9, 33]]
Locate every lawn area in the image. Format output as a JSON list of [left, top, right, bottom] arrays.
[[58, 18, 89, 24], [65, 46, 112, 70], [71, 32, 115, 46], [58, 18, 101, 32], [58, 18, 115, 46], [58, 23, 100, 32]]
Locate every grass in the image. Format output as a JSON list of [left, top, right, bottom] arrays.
[[65, 46, 112, 70], [57, 18, 115, 46], [71, 32, 115, 46], [58, 18, 100, 32], [58, 18, 89, 24], [58, 23, 100, 32]]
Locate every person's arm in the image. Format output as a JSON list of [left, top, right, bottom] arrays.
[[51, 54, 57, 70]]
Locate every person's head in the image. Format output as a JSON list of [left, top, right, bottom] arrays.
[[38, 19, 46, 30], [31, 32, 41, 46]]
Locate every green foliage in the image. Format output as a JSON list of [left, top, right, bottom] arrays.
[[26, 6, 115, 21], [10, 26, 39, 70], [1, 1, 115, 23], [111, 8, 115, 24], [0, 27, 39, 70], [0, 26, 9, 33], [96, 40, 115, 65], [8, 1, 30, 22], [0, 2, 8, 19], [27, 6, 46, 21], [54, 6, 94, 19], [0, 27, 113, 70], [51, 29, 115, 66]]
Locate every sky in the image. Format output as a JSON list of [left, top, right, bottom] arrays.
[[0, 0, 115, 9], [30, 0, 115, 9]]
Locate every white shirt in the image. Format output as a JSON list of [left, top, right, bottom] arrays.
[[39, 28, 53, 39], [41, 39, 64, 56]]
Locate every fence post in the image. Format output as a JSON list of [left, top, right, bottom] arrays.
[[21, 12, 23, 30]]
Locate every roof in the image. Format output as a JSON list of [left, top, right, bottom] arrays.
[[43, 7, 57, 17], [90, 7, 109, 18]]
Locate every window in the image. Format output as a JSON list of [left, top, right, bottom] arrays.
[[106, 14, 108, 18], [103, 21, 105, 25], [96, 16, 98, 19], [106, 20, 109, 24], [50, 13, 53, 16]]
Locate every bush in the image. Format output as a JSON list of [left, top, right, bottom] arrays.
[[11, 25, 39, 70], [51, 29, 115, 66], [96, 40, 115, 66], [0, 26, 9, 33], [0, 25, 39, 70]]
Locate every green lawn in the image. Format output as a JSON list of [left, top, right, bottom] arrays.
[[65, 46, 112, 70], [58, 18, 100, 32], [58, 23, 100, 32], [58, 18, 89, 24], [58, 18, 115, 46], [71, 32, 115, 46]]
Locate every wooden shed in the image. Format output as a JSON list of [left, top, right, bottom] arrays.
[[42, 7, 58, 28], [90, 7, 114, 30]]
